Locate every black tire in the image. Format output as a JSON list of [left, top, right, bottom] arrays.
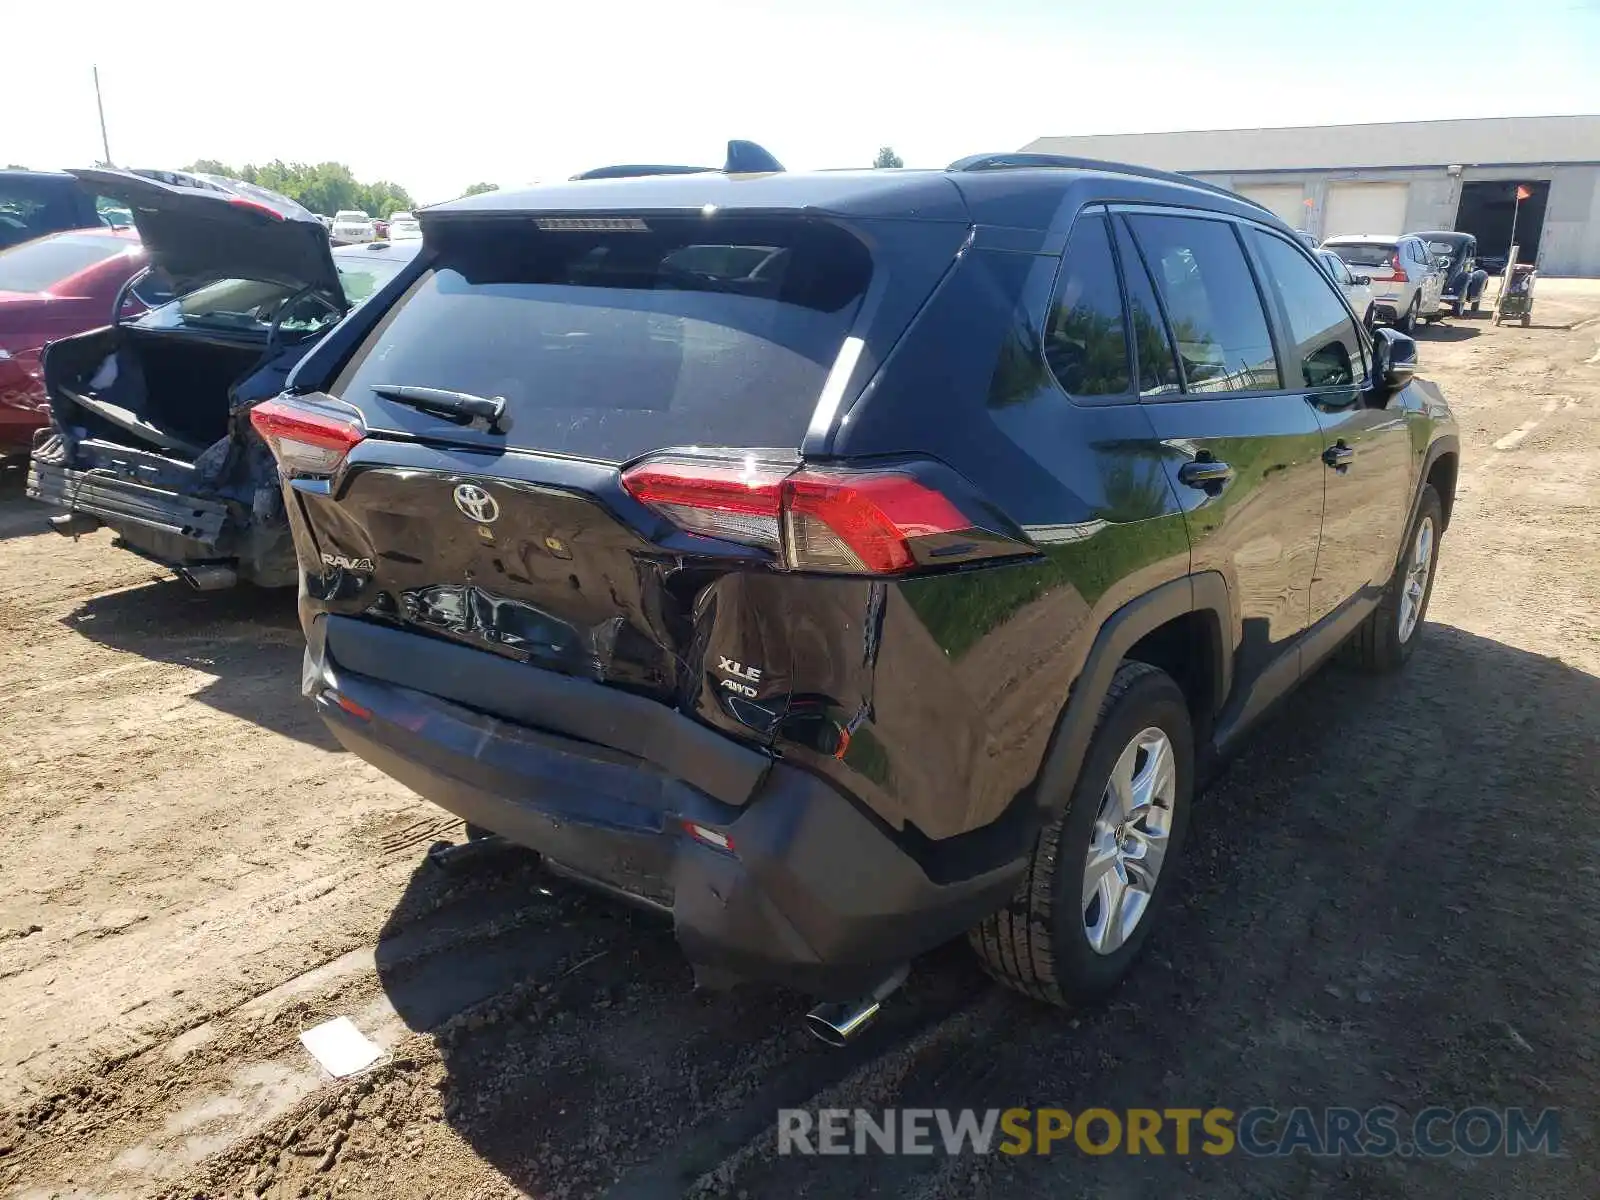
[[1471, 298, 1481, 314], [1348, 484, 1443, 673], [465, 822, 495, 841], [1362, 302, 1376, 331], [1397, 294, 1419, 334], [1451, 299, 1463, 318], [1521, 314, 1531, 327], [970, 662, 1193, 1008]]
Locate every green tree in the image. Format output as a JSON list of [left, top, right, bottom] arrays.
[[462, 182, 499, 196], [873, 146, 904, 169], [182, 159, 415, 217]]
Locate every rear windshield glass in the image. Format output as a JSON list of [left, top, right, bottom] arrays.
[[334, 217, 872, 461], [1324, 243, 1395, 268], [0, 178, 90, 252], [1427, 240, 1460, 258], [0, 233, 131, 293]]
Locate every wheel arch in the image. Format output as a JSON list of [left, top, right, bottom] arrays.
[[1031, 572, 1232, 821], [1425, 446, 1459, 530]]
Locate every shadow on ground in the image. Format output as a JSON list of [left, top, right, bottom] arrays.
[[373, 624, 1599, 1199], [59, 578, 339, 750], [1414, 323, 1481, 343], [0, 466, 49, 542]]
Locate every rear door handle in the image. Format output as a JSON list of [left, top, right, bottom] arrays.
[[1178, 458, 1234, 488], [1323, 443, 1356, 469]]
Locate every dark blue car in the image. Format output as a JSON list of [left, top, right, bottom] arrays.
[[1416, 231, 1489, 316]]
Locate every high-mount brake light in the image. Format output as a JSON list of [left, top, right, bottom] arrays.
[[249, 399, 365, 477], [226, 196, 285, 220], [621, 456, 973, 575]]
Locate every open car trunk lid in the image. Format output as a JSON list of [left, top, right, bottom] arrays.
[[67, 168, 344, 304]]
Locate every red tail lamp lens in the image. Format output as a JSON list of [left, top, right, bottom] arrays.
[[250, 399, 365, 477], [622, 457, 971, 575]]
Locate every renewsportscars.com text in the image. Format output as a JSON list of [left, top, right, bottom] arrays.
[[777, 1106, 1561, 1158]]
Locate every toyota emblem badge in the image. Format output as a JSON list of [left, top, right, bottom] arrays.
[[453, 483, 500, 524]]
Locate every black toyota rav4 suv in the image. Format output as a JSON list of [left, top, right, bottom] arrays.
[[259, 154, 1459, 1037]]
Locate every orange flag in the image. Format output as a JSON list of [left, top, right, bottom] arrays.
[[1516, 185, 1532, 201]]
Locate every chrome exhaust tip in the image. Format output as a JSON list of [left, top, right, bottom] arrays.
[[177, 564, 238, 591], [804, 966, 908, 1047]]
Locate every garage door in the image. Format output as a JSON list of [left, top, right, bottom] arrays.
[[1238, 184, 1308, 228], [1323, 183, 1410, 239]]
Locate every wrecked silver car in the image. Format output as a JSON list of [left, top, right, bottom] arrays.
[[27, 169, 419, 587]]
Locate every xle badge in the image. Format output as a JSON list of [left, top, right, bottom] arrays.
[[717, 656, 763, 698]]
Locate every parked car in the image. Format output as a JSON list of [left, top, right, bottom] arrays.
[[1414, 231, 1488, 316], [26, 170, 420, 586], [330, 210, 375, 245], [387, 212, 422, 241], [1, 170, 104, 252], [1320, 234, 1445, 333], [253, 157, 1459, 1038], [1315, 248, 1377, 329], [0, 227, 169, 454]]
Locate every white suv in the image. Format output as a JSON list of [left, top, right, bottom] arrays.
[[1320, 234, 1445, 333], [1315, 249, 1377, 329], [330, 210, 375, 245]]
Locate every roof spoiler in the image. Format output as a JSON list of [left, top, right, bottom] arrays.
[[947, 152, 1272, 216], [573, 140, 785, 181]]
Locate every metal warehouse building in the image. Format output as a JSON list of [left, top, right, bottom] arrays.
[[1022, 115, 1600, 276]]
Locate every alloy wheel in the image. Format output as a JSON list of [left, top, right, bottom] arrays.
[[1082, 727, 1177, 955], [1398, 516, 1434, 643]]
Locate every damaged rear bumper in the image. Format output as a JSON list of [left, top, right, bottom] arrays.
[[27, 456, 228, 543], [27, 447, 297, 586], [305, 615, 1020, 998]]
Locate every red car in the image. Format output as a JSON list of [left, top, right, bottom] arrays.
[[0, 227, 154, 453]]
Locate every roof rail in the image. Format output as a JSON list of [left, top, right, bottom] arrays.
[[574, 140, 785, 182], [945, 152, 1272, 215]]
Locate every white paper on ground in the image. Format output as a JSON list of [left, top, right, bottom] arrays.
[[299, 1016, 384, 1078]]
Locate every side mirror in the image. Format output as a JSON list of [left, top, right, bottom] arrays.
[[1353, 274, 1371, 286], [1371, 326, 1417, 392]]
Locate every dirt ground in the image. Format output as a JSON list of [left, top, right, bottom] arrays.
[[3, 280, 1600, 1200]]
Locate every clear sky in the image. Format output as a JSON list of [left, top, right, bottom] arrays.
[[5, 0, 1598, 204]]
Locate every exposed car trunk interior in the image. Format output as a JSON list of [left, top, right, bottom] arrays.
[[46, 326, 263, 461]]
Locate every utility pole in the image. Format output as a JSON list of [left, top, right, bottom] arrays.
[[93, 65, 112, 166]]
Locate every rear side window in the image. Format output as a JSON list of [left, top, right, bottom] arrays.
[[1252, 231, 1365, 387], [1043, 213, 1130, 399], [1112, 219, 1182, 396], [1124, 213, 1280, 394], [0, 233, 130, 293], [336, 217, 872, 461]]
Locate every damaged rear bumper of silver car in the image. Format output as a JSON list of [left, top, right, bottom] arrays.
[[27, 456, 228, 544]]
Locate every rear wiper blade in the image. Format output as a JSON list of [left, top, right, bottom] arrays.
[[369, 384, 513, 435]]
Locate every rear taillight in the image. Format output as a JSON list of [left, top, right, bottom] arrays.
[[622, 454, 992, 576], [250, 398, 365, 477], [784, 471, 968, 573], [618, 456, 786, 552], [1382, 252, 1408, 284]]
